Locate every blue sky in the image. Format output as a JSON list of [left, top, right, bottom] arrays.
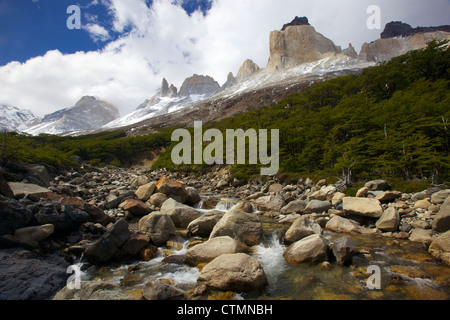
[[0, 0, 212, 66], [0, 0, 449, 117]]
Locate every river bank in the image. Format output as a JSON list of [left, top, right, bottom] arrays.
[[0, 164, 449, 300]]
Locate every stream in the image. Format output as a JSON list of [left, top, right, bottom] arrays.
[[77, 197, 450, 300]]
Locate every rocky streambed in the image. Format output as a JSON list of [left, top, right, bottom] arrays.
[[0, 164, 449, 300]]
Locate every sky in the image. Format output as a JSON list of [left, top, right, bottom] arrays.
[[0, 0, 449, 117]]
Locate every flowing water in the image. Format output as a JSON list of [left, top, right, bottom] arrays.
[[80, 198, 450, 300]]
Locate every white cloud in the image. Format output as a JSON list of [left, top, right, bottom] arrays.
[[0, 0, 449, 118], [84, 23, 111, 42]]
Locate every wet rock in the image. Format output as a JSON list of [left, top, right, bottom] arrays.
[[14, 224, 54, 243], [142, 279, 185, 300], [283, 234, 328, 265], [331, 236, 355, 266], [160, 198, 202, 228], [376, 207, 400, 232], [210, 208, 263, 246], [284, 216, 322, 244], [0, 248, 69, 300], [33, 202, 90, 232], [197, 253, 268, 293], [115, 233, 150, 261], [428, 231, 450, 266], [184, 236, 249, 266], [54, 281, 134, 300], [235, 201, 254, 213], [342, 197, 383, 218], [187, 210, 225, 237], [139, 212, 176, 245], [84, 219, 131, 264]]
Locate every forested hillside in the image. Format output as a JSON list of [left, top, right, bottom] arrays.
[[2, 41, 449, 186]]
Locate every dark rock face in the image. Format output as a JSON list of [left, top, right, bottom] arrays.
[[0, 196, 34, 237], [281, 16, 310, 31], [0, 248, 69, 300], [381, 21, 450, 39]]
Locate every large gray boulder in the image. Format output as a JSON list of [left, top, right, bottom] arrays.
[[376, 207, 400, 232], [342, 197, 383, 218], [0, 196, 34, 237], [142, 279, 185, 300], [280, 200, 308, 214], [428, 231, 450, 266], [160, 198, 202, 228], [139, 212, 176, 245], [187, 210, 224, 237], [84, 219, 131, 264], [184, 236, 249, 266], [54, 281, 134, 300], [252, 195, 285, 212], [284, 216, 322, 244], [331, 236, 355, 266], [325, 216, 361, 234], [155, 177, 188, 204], [209, 209, 263, 246], [197, 253, 268, 293], [283, 234, 328, 265], [303, 200, 332, 214]]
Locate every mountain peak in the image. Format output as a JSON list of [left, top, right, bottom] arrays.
[[281, 16, 310, 31], [178, 74, 220, 97], [381, 21, 450, 39]]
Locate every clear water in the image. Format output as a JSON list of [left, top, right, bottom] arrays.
[[81, 199, 450, 300]]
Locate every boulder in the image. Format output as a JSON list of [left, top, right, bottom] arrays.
[[325, 216, 360, 234], [364, 180, 391, 191], [331, 192, 346, 205], [304, 200, 332, 214], [280, 200, 308, 214], [284, 216, 322, 243], [428, 231, 450, 266], [342, 197, 383, 218], [115, 233, 150, 261], [0, 196, 34, 237], [120, 199, 151, 217], [283, 234, 328, 265], [187, 210, 224, 237], [85, 219, 131, 264], [148, 193, 168, 207], [135, 182, 156, 202], [430, 190, 450, 204], [54, 281, 134, 300], [414, 199, 431, 209], [142, 279, 185, 300], [197, 253, 268, 293], [0, 175, 14, 198], [235, 201, 254, 213], [376, 207, 400, 232], [0, 248, 69, 300], [356, 187, 369, 198], [14, 224, 54, 243], [156, 177, 188, 203], [409, 229, 434, 247], [8, 182, 50, 199], [130, 176, 150, 189], [105, 190, 135, 209], [210, 209, 263, 246], [252, 195, 285, 212], [331, 236, 355, 266], [376, 191, 402, 202], [432, 196, 450, 233], [33, 202, 90, 231], [160, 198, 202, 228], [185, 187, 201, 206], [268, 183, 283, 194], [184, 236, 249, 266], [139, 212, 176, 245]]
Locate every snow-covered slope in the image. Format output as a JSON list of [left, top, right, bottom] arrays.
[[25, 96, 120, 136], [0, 104, 39, 132]]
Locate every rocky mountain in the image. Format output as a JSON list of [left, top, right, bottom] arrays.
[[237, 59, 261, 80], [0, 105, 39, 132], [359, 21, 450, 62], [25, 96, 120, 136]]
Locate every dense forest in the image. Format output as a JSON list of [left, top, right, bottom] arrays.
[[2, 41, 449, 186]]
